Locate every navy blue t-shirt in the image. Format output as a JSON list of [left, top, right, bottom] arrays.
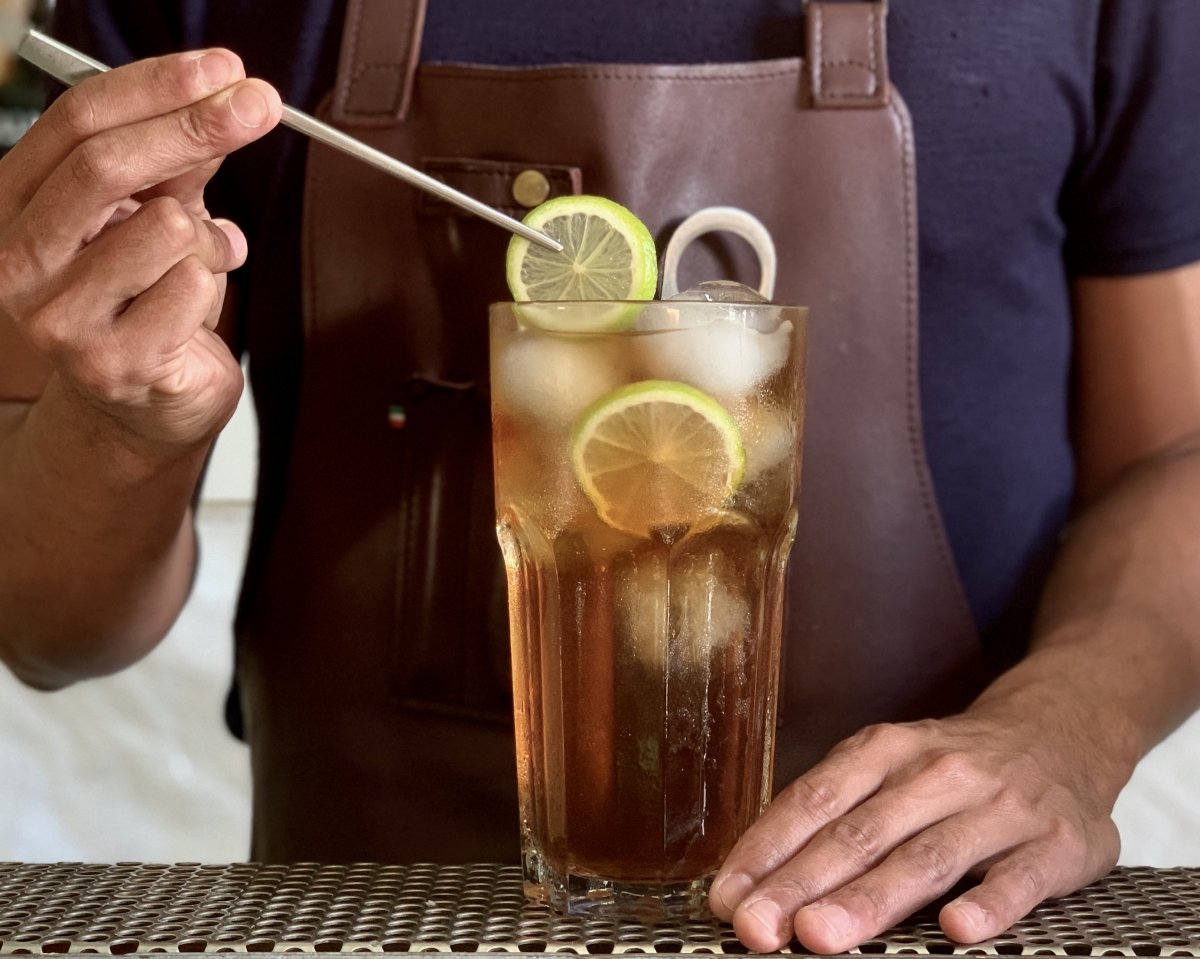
[[52, 0, 1200, 654]]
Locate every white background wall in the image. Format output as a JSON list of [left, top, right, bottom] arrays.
[[1, 386, 1198, 866]]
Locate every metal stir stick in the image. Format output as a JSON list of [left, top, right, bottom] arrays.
[[10, 28, 564, 253]]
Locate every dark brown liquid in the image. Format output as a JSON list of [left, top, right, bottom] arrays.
[[500, 514, 792, 883]]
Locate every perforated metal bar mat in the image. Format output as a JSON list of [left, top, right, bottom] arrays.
[[2, 863, 1199, 956]]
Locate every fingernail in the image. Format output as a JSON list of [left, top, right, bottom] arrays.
[[952, 900, 986, 934], [711, 873, 754, 914], [228, 84, 269, 127], [803, 901, 854, 943], [196, 52, 232, 91], [212, 218, 247, 262], [743, 898, 787, 943]]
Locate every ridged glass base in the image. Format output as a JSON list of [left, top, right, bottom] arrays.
[[522, 844, 714, 919]]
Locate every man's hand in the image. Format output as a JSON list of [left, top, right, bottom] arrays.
[[710, 708, 1125, 953], [0, 49, 281, 687], [0, 48, 281, 449], [711, 261, 1200, 955]]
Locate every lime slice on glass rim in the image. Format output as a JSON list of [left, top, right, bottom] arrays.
[[505, 194, 659, 331], [569, 380, 746, 537]]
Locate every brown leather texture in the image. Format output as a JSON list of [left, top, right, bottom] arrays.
[[331, 0, 425, 123], [237, 0, 983, 863], [807, 1, 890, 108]]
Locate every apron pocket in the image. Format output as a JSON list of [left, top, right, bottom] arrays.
[[390, 373, 513, 724], [419, 157, 582, 218]]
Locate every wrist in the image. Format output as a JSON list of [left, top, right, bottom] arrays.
[[31, 374, 215, 484], [966, 638, 1145, 804]]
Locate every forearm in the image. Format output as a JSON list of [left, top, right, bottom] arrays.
[[970, 434, 1200, 796], [0, 377, 206, 689]]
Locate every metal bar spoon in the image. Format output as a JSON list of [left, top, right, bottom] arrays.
[[10, 27, 564, 253]]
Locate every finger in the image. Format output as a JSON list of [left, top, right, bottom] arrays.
[[200, 270, 228, 333], [23, 78, 280, 270], [787, 812, 1008, 954], [18, 197, 243, 329], [726, 756, 995, 944], [110, 225, 241, 354], [98, 157, 224, 235], [0, 49, 246, 213], [43, 253, 228, 417], [711, 724, 916, 919], [939, 821, 1118, 944], [119, 254, 223, 348], [101, 202, 248, 295], [136, 155, 225, 217]]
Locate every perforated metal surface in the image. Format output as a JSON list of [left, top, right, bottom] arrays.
[[2, 864, 1199, 956]]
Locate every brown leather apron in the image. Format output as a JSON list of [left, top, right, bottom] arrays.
[[237, 0, 983, 863]]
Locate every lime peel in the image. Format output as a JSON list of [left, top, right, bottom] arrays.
[[505, 194, 658, 332], [569, 379, 746, 536]]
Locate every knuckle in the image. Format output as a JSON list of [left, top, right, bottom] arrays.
[[826, 815, 885, 864], [1044, 815, 1087, 857], [49, 86, 103, 141], [0, 245, 25, 303], [22, 303, 71, 357], [175, 91, 247, 151], [922, 749, 975, 786], [844, 722, 911, 757], [178, 253, 216, 285], [71, 352, 128, 404], [768, 870, 824, 907], [990, 785, 1030, 820], [69, 136, 126, 190], [174, 102, 221, 151], [843, 880, 895, 923], [783, 776, 842, 823], [903, 836, 958, 885], [168, 255, 219, 297], [139, 197, 198, 251]]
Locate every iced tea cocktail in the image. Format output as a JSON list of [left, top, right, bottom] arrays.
[[490, 297, 807, 915]]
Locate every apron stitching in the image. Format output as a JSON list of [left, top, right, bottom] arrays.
[[351, 63, 403, 77], [814, 2, 880, 100], [337, 0, 365, 110], [341, 1, 412, 116], [419, 66, 804, 85], [894, 97, 979, 639], [813, 1, 825, 100]]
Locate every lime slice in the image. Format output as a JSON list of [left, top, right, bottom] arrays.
[[569, 380, 746, 536], [506, 195, 658, 331]]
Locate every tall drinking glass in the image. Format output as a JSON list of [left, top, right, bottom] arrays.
[[490, 297, 808, 916]]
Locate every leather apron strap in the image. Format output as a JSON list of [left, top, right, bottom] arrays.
[[331, 0, 426, 124], [236, 0, 985, 863], [808, 1, 889, 108], [330, 0, 892, 117]]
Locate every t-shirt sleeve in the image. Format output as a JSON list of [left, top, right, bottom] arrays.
[[1063, 0, 1200, 276]]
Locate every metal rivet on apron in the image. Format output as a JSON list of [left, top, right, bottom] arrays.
[[512, 169, 551, 208]]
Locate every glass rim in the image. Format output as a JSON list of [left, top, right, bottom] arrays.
[[488, 300, 809, 336], [488, 298, 808, 308]]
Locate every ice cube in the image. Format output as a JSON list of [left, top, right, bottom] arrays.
[[670, 566, 749, 668], [636, 318, 793, 400], [492, 330, 624, 425], [616, 553, 670, 670], [742, 405, 796, 482], [616, 550, 749, 671], [667, 279, 769, 304]]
